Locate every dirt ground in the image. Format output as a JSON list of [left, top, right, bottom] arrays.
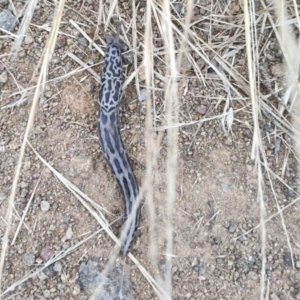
[[1, 0, 300, 299]]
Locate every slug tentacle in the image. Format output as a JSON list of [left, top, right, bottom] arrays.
[[97, 30, 140, 256]]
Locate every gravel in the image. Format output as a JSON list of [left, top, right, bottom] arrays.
[[41, 200, 50, 212], [0, 71, 8, 83], [0, 190, 6, 203], [79, 257, 134, 299], [22, 253, 35, 266], [65, 227, 73, 240], [40, 247, 54, 262], [0, 10, 17, 32], [53, 261, 62, 273]]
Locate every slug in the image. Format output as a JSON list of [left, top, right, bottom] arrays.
[[97, 30, 141, 256]]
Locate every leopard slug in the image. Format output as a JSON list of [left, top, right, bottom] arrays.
[[97, 32, 140, 257]]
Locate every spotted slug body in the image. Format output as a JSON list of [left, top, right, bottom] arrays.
[[97, 34, 140, 257]]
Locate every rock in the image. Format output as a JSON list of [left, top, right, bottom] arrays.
[[195, 104, 207, 115], [0, 71, 8, 83], [78, 37, 88, 47], [224, 137, 233, 146], [283, 252, 293, 267], [40, 201, 50, 212], [65, 227, 73, 240], [222, 184, 233, 192], [173, 3, 183, 13], [296, 260, 300, 269], [53, 261, 62, 272], [248, 271, 258, 280], [24, 35, 34, 44], [56, 36, 66, 47], [0, 190, 6, 203], [228, 223, 236, 233], [79, 257, 135, 299], [40, 247, 53, 262], [20, 188, 28, 198], [22, 253, 35, 266], [138, 88, 147, 101], [271, 63, 283, 77], [0, 10, 18, 32], [243, 128, 253, 138], [196, 58, 205, 70], [52, 56, 61, 64], [73, 284, 81, 295], [69, 156, 93, 178], [270, 293, 280, 300], [228, 1, 241, 15]]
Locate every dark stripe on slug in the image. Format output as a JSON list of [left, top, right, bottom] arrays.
[[110, 111, 116, 125], [107, 78, 112, 92], [128, 172, 138, 198], [122, 177, 131, 206], [115, 80, 121, 92], [110, 64, 121, 78], [119, 152, 128, 169], [104, 128, 115, 154], [113, 158, 122, 174], [101, 113, 108, 125], [104, 91, 111, 104], [113, 131, 122, 153]]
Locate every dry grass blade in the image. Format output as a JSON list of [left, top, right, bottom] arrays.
[[244, 0, 266, 298], [0, 0, 66, 294], [10, 0, 39, 60], [11, 171, 43, 245], [70, 19, 105, 56], [67, 51, 101, 82]]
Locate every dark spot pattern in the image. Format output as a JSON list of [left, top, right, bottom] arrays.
[[128, 173, 137, 198], [114, 158, 122, 174], [104, 128, 115, 154], [110, 111, 116, 125], [122, 177, 131, 207], [101, 113, 107, 125], [97, 39, 140, 256]]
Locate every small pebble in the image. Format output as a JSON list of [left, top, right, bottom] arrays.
[[22, 253, 35, 266], [138, 89, 147, 101], [53, 261, 62, 272], [0, 71, 8, 83], [20, 188, 28, 198], [0, 10, 18, 31], [195, 105, 207, 115], [40, 247, 53, 262], [228, 223, 236, 233], [224, 137, 233, 146], [56, 36, 66, 47], [270, 293, 280, 300], [65, 227, 73, 240], [52, 56, 61, 64], [0, 190, 6, 202], [40, 201, 50, 212], [73, 284, 81, 295], [243, 129, 253, 138], [78, 37, 88, 47], [222, 184, 233, 192], [25, 35, 34, 44]]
